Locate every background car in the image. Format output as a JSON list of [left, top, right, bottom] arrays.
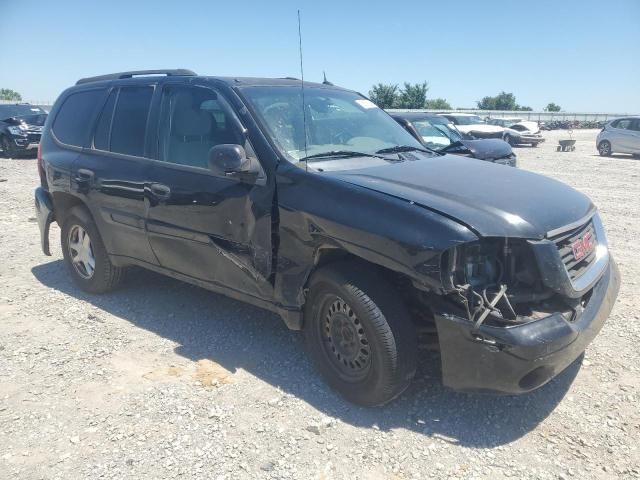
[[438, 113, 505, 139], [487, 117, 545, 147], [596, 116, 640, 157], [0, 103, 47, 157], [392, 112, 517, 166]]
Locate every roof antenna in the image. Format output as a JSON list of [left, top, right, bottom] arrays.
[[297, 9, 308, 171], [322, 71, 333, 86]]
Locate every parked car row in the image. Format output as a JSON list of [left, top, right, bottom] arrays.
[[34, 70, 620, 406], [391, 112, 517, 166]]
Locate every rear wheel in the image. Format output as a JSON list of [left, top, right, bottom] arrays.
[[61, 207, 124, 293], [598, 140, 612, 156], [304, 264, 417, 406]]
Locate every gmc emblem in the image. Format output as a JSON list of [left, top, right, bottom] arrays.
[[571, 231, 595, 262]]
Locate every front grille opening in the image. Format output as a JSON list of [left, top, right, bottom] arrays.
[[550, 220, 597, 281]]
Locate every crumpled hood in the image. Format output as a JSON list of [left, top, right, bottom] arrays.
[[329, 155, 593, 239], [1, 113, 47, 126], [459, 138, 513, 160]]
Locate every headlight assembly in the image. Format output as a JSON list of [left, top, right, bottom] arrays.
[[442, 238, 550, 327], [8, 126, 27, 136]]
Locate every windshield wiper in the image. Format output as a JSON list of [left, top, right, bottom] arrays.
[[299, 150, 384, 162], [441, 141, 465, 151], [375, 145, 434, 155]]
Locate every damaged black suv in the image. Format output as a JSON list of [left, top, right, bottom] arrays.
[[35, 70, 620, 406]]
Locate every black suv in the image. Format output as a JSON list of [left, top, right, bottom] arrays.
[[35, 70, 620, 406], [0, 103, 47, 157]]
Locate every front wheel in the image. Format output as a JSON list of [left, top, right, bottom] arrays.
[[1, 137, 17, 158], [61, 206, 124, 293], [304, 264, 417, 406], [598, 140, 612, 156]]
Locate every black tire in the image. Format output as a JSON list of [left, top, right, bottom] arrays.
[[598, 140, 612, 156], [503, 134, 513, 146], [61, 206, 124, 293], [531, 142, 538, 148], [303, 263, 417, 406], [1, 136, 17, 158]]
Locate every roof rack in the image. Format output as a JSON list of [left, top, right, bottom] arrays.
[[76, 69, 197, 85]]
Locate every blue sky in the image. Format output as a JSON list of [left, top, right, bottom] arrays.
[[1, 0, 638, 112]]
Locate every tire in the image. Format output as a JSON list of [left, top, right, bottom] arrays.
[[61, 206, 124, 293], [598, 140, 612, 156], [503, 134, 513, 146], [531, 142, 538, 148], [303, 263, 417, 406], [1, 136, 17, 158]]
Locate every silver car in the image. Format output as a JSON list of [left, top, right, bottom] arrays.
[[597, 117, 640, 157]]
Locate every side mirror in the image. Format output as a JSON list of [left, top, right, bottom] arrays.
[[208, 144, 251, 176]]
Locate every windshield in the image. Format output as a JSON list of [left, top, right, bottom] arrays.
[[412, 119, 464, 150], [452, 115, 484, 125], [240, 86, 424, 162], [0, 104, 46, 120]]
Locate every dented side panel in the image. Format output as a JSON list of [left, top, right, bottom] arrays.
[[272, 162, 477, 310]]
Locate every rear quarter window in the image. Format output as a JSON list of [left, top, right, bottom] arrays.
[[52, 90, 104, 147]]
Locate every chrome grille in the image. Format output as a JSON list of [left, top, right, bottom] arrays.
[[550, 220, 597, 281]]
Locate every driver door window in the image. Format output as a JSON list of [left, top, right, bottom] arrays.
[[157, 85, 244, 169]]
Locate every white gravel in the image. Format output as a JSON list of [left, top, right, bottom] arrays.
[[1, 129, 639, 479]]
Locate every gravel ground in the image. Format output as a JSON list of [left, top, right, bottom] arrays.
[[1, 129, 639, 480]]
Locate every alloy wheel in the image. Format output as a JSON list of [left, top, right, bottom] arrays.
[[67, 225, 96, 279]]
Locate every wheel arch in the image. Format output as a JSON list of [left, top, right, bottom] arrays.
[[51, 191, 91, 226]]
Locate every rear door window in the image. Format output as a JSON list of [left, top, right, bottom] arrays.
[[52, 89, 104, 147], [109, 86, 154, 157], [93, 90, 117, 151]]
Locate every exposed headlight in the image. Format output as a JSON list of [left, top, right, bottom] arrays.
[[8, 126, 27, 136], [443, 239, 549, 326]]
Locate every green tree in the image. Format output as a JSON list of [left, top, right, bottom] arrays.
[[477, 91, 518, 110], [518, 105, 533, 111], [397, 82, 429, 109], [368, 83, 399, 109], [544, 102, 562, 112], [424, 98, 452, 110], [0, 88, 22, 101]]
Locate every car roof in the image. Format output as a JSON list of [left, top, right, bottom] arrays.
[[440, 112, 480, 117], [390, 111, 443, 121], [74, 70, 350, 91]]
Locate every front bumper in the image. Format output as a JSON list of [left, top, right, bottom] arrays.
[[34, 187, 54, 256], [2, 134, 40, 153], [492, 154, 518, 167], [434, 257, 620, 394], [515, 135, 545, 145]]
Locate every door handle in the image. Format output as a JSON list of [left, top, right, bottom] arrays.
[[149, 183, 171, 200], [74, 168, 94, 193], [75, 168, 94, 182]]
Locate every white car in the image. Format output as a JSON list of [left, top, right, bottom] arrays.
[[487, 118, 545, 147], [439, 113, 504, 139], [596, 117, 640, 157]]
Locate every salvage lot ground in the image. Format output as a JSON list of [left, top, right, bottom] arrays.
[[0, 129, 639, 479]]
